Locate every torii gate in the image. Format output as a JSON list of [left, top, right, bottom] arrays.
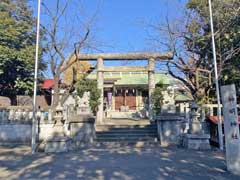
[[78, 52, 173, 124]]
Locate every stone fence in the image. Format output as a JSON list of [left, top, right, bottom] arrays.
[[0, 106, 53, 144], [178, 103, 240, 118], [0, 105, 93, 124], [201, 104, 240, 116], [0, 106, 53, 124], [0, 106, 95, 149]]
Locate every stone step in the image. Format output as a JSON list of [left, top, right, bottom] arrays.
[[96, 129, 157, 134], [95, 122, 158, 144], [102, 122, 151, 126], [96, 134, 157, 139], [96, 130, 157, 134], [92, 141, 160, 148], [96, 131, 157, 136], [96, 136, 158, 142], [95, 125, 157, 131], [96, 124, 156, 128]]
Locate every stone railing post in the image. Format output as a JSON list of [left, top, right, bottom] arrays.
[[209, 105, 214, 116], [40, 110, 45, 122], [0, 109, 6, 124], [4, 109, 9, 123], [200, 106, 206, 122], [8, 109, 14, 122], [47, 109, 51, 123], [16, 108, 22, 123], [25, 109, 29, 123]]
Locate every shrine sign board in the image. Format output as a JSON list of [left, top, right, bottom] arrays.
[[220, 84, 240, 175]]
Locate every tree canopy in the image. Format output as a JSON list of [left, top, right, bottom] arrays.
[[187, 0, 240, 86], [0, 0, 45, 104], [150, 0, 240, 103]]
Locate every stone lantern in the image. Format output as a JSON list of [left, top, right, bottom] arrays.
[[183, 101, 210, 150], [188, 102, 202, 134]]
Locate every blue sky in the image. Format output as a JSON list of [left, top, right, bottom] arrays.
[[81, 0, 187, 52], [30, 0, 187, 76], [31, 0, 187, 52]]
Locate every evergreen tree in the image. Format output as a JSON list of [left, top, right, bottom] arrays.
[[187, 0, 240, 87], [0, 0, 45, 104]]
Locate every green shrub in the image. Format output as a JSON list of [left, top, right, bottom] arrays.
[[75, 79, 101, 114], [151, 87, 164, 117]]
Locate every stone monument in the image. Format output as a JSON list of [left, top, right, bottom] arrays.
[[221, 84, 240, 175], [183, 102, 210, 150]]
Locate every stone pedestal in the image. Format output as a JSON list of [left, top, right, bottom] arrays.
[[43, 122, 71, 153], [45, 137, 71, 153], [42, 115, 95, 152], [183, 134, 211, 150], [68, 115, 95, 148], [157, 114, 184, 146]]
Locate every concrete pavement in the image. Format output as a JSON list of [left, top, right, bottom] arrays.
[[0, 145, 239, 180]]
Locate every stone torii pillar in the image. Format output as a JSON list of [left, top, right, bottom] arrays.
[[97, 57, 104, 124], [148, 58, 155, 121]]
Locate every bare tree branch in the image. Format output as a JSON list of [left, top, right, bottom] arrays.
[[41, 0, 97, 118]]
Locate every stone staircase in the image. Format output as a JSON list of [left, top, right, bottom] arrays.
[[94, 122, 159, 147]]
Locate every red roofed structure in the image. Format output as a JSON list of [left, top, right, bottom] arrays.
[[207, 116, 240, 147], [40, 79, 68, 90], [207, 116, 240, 124], [41, 79, 56, 89]]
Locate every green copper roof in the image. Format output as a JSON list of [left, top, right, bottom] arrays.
[[175, 93, 193, 102], [87, 72, 170, 85]]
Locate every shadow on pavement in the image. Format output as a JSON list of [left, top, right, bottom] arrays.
[[0, 144, 239, 180]]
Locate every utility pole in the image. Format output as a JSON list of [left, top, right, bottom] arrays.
[[208, 0, 224, 150], [32, 0, 41, 154]]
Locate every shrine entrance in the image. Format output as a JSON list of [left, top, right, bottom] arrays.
[[77, 52, 173, 124], [115, 88, 136, 111]]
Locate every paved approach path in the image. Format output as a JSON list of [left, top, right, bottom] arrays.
[[0, 145, 239, 180]]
